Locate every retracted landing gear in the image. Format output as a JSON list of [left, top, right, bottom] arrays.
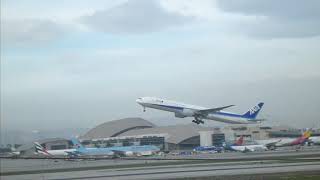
[[192, 116, 204, 125]]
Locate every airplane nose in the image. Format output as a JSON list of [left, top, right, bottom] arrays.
[[136, 98, 143, 104]]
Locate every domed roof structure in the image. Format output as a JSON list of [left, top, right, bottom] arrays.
[[81, 118, 155, 139], [119, 124, 212, 144]]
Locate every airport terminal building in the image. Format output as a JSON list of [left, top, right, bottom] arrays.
[[80, 118, 225, 151], [15, 118, 320, 154], [79, 118, 320, 150]]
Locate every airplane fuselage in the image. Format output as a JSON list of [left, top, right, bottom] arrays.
[[230, 144, 267, 152], [75, 145, 160, 157], [137, 97, 263, 124]]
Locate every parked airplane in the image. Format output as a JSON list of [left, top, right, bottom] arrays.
[[71, 138, 160, 157], [229, 144, 267, 152], [256, 131, 312, 149], [136, 97, 265, 124], [193, 146, 223, 153], [309, 136, 320, 145], [225, 136, 267, 152], [283, 131, 311, 146], [194, 136, 245, 153], [34, 142, 76, 156]]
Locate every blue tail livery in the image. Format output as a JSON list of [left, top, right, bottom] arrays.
[[242, 102, 264, 119], [71, 138, 85, 150]]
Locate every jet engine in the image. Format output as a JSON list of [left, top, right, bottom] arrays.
[[174, 109, 195, 118]]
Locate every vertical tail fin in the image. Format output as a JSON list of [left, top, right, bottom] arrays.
[[234, 135, 244, 146], [34, 142, 51, 156], [242, 102, 264, 119], [302, 131, 312, 138], [71, 138, 85, 150]]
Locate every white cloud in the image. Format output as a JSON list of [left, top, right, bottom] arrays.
[[80, 0, 194, 34]]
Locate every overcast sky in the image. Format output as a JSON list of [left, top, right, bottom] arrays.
[[1, 0, 320, 132]]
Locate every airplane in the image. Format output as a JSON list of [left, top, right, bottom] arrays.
[[309, 136, 320, 145], [34, 142, 76, 156], [284, 131, 311, 146], [194, 136, 245, 153], [70, 138, 115, 157], [193, 146, 223, 153], [256, 131, 312, 149], [71, 138, 160, 157], [225, 136, 267, 152], [254, 139, 281, 150], [193, 136, 241, 152], [136, 97, 265, 124]]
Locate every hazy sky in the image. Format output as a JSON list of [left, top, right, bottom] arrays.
[[1, 0, 320, 132]]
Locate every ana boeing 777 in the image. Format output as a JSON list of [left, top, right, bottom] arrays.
[[136, 97, 265, 124]]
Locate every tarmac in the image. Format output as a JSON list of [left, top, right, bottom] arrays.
[[1, 147, 320, 180]]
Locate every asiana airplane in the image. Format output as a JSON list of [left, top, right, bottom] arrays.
[[136, 97, 265, 125]]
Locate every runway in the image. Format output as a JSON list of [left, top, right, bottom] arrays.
[[1, 148, 320, 180], [2, 160, 320, 180]]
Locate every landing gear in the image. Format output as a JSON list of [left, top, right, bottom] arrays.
[[192, 116, 204, 125], [143, 106, 146, 112]]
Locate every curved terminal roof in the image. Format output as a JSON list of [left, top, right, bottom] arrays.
[[81, 118, 155, 139], [118, 124, 213, 144]]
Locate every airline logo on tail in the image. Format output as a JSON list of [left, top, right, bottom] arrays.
[[302, 131, 312, 139], [291, 131, 312, 145], [234, 136, 244, 146], [34, 142, 51, 156], [242, 102, 264, 119], [249, 105, 261, 115]]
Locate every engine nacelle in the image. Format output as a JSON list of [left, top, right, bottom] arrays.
[[175, 112, 186, 118], [175, 109, 195, 118]]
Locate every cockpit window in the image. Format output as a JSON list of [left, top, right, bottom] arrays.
[[155, 99, 163, 103]]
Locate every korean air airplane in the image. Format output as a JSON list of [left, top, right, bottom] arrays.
[[71, 138, 160, 157], [136, 97, 265, 124]]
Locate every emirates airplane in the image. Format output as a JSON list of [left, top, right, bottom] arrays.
[[136, 97, 265, 124]]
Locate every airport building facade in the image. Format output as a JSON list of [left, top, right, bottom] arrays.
[[15, 118, 320, 154], [80, 118, 226, 151]]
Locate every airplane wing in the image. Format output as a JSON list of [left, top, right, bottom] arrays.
[[264, 140, 281, 149], [196, 105, 235, 115], [111, 150, 131, 157], [65, 151, 82, 158]]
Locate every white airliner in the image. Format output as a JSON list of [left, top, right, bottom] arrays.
[[34, 142, 76, 156], [136, 97, 265, 124], [230, 144, 267, 152]]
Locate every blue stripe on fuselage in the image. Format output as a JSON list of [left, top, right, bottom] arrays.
[[214, 111, 245, 118], [150, 104, 184, 111], [149, 104, 250, 119]]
